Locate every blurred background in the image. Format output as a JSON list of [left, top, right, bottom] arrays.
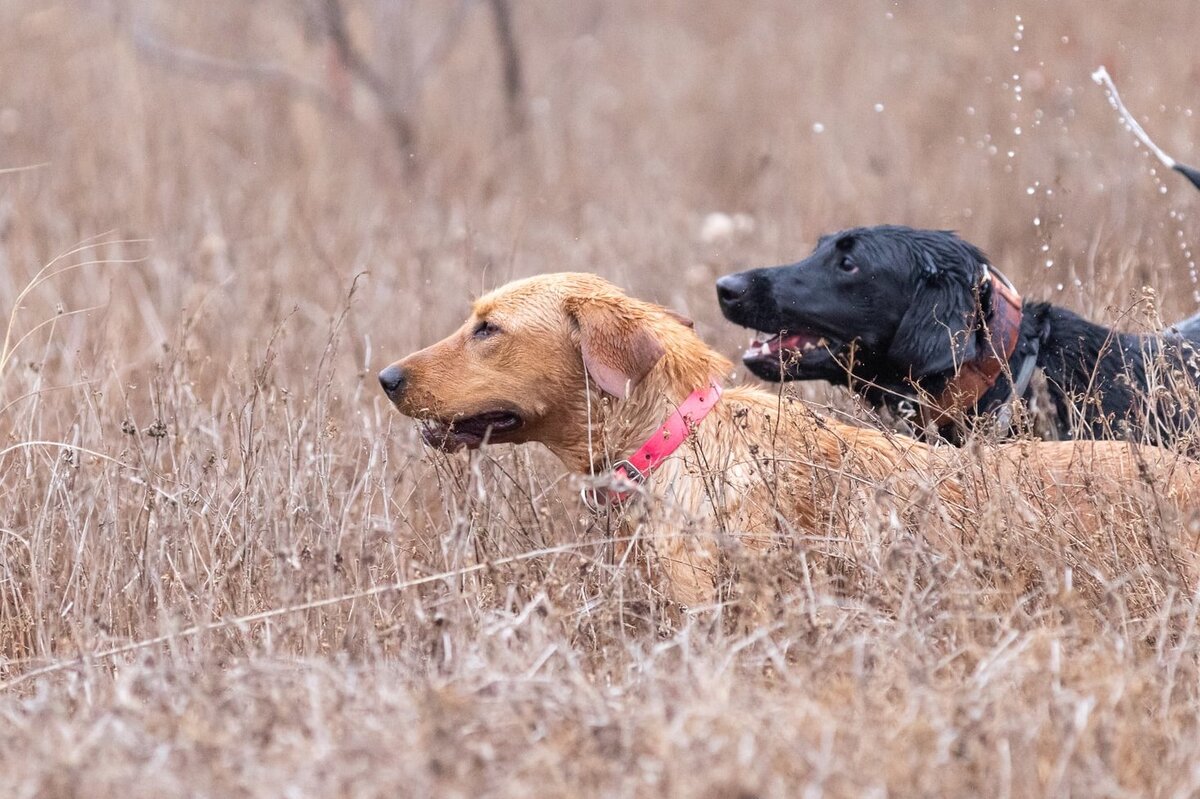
[[2, 0, 1198, 393], [2, 4, 1200, 793]]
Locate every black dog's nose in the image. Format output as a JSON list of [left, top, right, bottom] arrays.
[[716, 273, 751, 307], [378, 364, 407, 397]]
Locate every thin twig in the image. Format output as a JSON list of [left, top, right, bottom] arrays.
[[411, 0, 475, 87], [1092, 65, 1200, 192], [321, 0, 417, 154], [0, 163, 50, 176], [132, 26, 342, 117], [486, 0, 526, 132], [0, 534, 647, 693]]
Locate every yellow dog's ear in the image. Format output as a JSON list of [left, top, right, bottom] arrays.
[[567, 297, 666, 399], [663, 308, 694, 329]]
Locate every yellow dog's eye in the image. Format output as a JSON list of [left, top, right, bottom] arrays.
[[473, 320, 501, 339]]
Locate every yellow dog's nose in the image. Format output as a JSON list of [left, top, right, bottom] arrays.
[[377, 364, 407, 398]]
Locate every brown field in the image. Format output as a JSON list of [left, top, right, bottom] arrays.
[[2, 1, 1200, 796]]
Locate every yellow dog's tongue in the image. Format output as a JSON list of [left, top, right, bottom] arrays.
[[419, 411, 523, 452], [420, 421, 464, 452]]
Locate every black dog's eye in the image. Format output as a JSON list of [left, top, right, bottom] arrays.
[[472, 320, 501, 339], [838, 256, 859, 274]]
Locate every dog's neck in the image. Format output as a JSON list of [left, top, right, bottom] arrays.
[[548, 336, 732, 474]]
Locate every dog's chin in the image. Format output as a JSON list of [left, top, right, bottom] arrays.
[[742, 331, 845, 382], [419, 410, 525, 452]]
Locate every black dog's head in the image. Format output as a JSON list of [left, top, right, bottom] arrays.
[[716, 226, 989, 384]]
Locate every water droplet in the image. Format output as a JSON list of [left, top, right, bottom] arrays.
[[1045, 259, 1055, 268], [812, 122, 825, 133], [874, 103, 885, 112]]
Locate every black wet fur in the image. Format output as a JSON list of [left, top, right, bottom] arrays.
[[716, 225, 1200, 446]]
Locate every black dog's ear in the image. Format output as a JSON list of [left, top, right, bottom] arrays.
[[886, 273, 979, 378], [920, 251, 940, 278]]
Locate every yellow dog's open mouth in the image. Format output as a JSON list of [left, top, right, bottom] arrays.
[[420, 411, 524, 452]]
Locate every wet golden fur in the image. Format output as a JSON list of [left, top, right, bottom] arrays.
[[384, 273, 1200, 604]]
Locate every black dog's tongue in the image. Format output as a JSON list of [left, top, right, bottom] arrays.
[[743, 331, 828, 360]]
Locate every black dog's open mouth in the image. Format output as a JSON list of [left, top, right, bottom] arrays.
[[742, 330, 838, 371], [420, 410, 524, 452]]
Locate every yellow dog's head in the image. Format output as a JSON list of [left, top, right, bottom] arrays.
[[378, 273, 702, 455]]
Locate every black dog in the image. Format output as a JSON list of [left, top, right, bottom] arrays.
[[716, 225, 1200, 445]]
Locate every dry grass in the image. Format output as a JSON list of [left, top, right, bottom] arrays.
[[2, 1, 1200, 796]]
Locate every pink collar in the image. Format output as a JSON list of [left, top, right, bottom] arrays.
[[582, 381, 724, 510]]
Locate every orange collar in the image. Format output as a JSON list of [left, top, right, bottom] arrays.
[[581, 381, 723, 511], [924, 265, 1024, 428]]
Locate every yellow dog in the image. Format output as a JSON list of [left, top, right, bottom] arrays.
[[380, 273, 1200, 604]]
